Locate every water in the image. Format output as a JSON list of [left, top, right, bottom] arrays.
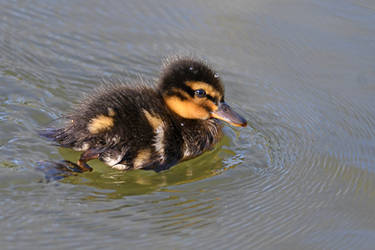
[[1, 0, 375, 249]]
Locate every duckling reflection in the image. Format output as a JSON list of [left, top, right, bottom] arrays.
[[57, 136, 237, 199]]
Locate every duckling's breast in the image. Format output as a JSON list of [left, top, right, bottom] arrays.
[[179, 119, 223, 160]]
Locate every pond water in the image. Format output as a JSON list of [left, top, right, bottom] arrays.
[[1, 0, 375, 249]]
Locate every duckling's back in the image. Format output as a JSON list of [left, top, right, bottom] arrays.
[[43, 84, 176, 170]]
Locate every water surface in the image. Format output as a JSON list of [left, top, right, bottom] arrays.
[[1, 0, 375, 249]]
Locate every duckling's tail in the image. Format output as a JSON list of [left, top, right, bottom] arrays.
[[38, 127, 70, 146], [39, 128, 62, 140], [39, 126, 84, 149]]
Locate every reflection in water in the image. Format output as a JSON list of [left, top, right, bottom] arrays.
[[57, 133, 254, 199]]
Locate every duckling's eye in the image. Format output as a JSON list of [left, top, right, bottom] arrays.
[[194, 89, 206, 98]]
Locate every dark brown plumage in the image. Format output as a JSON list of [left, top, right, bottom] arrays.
[[41, 57, 247, 172]]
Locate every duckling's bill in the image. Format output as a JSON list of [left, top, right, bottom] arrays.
[[210, 102, 247, 127]]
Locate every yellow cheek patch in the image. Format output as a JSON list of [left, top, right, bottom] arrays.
[[164, 95, 210, 119], [133, 148, 152, 169], [88, 115, 114, 134], [163, 84, 219, 120], [143, 110, 163, 130], [185, 81, 222, 100]]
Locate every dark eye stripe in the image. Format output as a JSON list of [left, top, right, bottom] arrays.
[[206, 95, 215, 102], [182, 85, 195, 97]]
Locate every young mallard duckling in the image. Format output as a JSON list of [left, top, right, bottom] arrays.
[[42, 57, 247, 172]]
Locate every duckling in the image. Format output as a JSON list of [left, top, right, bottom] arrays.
[[42, 57, 247, 172]]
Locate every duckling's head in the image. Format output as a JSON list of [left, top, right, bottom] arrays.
[[159, 58, 247, 127]]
